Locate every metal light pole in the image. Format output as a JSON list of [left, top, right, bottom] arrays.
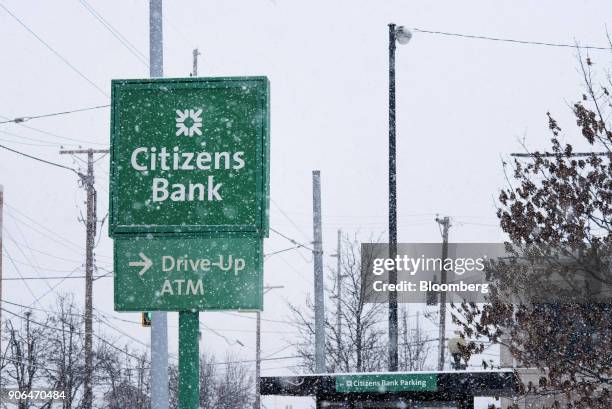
[[388, 23, 411, 372]]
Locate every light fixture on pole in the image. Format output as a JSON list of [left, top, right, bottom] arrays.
[[388, 23, 411, 372]]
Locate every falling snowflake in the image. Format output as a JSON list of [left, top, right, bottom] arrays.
[[175, 108, 203, 136]]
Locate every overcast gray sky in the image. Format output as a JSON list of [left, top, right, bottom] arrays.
[[1, 1, 611, 407]]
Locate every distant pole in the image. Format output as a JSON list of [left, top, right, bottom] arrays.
[[59, 149, 108, 409], [254, 285, 282, 409], [192, 48, 200, 76], [255, 311, 262, 408], [312, 170, 325, 372], [149, 1, 169, 408], [335, 229, 342, 364], [388, 22, 399, 372], [436, 216, 451, 371]]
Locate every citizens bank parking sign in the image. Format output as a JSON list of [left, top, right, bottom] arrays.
[[109, 77, 269, 237]]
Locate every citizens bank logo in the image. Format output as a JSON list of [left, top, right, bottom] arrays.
[[175, 109, 203, 137]]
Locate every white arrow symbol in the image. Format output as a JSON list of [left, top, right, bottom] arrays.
[[129, 252, 153, 276]]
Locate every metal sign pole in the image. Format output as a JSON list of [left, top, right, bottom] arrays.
[[148, 1, 169, 408]]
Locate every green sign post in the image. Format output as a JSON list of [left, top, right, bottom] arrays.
[[109, 77, 269, 409]]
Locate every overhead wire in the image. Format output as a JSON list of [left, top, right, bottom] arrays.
[[271, 199, 312, 242], [4, 202, 83, 255], [0, 274, 111, 281], [0, 143, 81, 175], [2, 246, 41, 305], [28, 266, 83, 307], [413, 28, 612, 50], [2, 307, 145, 361], [0, 113, 108, 146], [270, 227, 314, 252], [0, 104, 110, 125], [0, 129, 65, 147], [5, 203, 112, 261], [0, 3, 109, 98], [3, 226, 61, 296], [79, 0, 149, 67]]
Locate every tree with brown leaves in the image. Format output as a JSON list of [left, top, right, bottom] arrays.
[[452, 54, 612, 409]]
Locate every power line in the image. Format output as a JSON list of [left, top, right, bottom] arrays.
[[92, 306, 298, 335], [0, 113, 108, 146], [270, 227, 314, 252], [4, 205, 84, 253], [413, 28, 612, 50], [3, 225, 65, 299], [1, 307, 144, 361], [0, 129, 64, 147], [1, 274, 108, 281], [0, 143, 81, 175], [2, 246, 40, 305], [221, 311, 296, 325], [4, 203, 112, 261], [2, 299, 81, 316], [3, 236, 84, 263], [29, 267, 84, 307], [264, 245, 305, 258], [271, 199, 312, 242], [79, 0, 149, 67], [0, 3, 109, 98], [0, 104, 110, 125]]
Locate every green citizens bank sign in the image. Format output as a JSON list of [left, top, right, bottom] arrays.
[[109, 77, 269, 237], [114, 236, 263, 311], [335, 374, 437, 393]]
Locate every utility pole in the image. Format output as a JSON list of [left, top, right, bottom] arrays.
[[192, 48, 200, 76], [332, 229, 342, 366], [255, 285, 283, 409], [59, 148, 109, 409], [435, 216, 451, 371], [149, 1, 169, 408], [312, 170, 325, 372]]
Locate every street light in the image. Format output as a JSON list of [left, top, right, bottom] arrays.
[[395, 26, 413, 44], [388, 23, 411, 372]]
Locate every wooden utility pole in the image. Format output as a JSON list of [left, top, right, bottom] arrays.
[[59, 148, 108, 409], [436, 216, 451, 371]]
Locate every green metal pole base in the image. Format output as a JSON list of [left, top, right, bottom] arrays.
[[179, 311, 200, 409]]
